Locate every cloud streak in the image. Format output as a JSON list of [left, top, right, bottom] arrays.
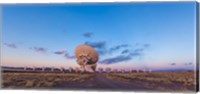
[[98, 43, 150, 64], [84, 42, 131, 56], [53, 49, 75, 59], [109, 44, 129, 53], [121, 49, 129, 54], [170, 63, 176, 66], [99, 49, 143, 64], [30, 47, 48, 53], [4, 43, 17, 48], [99, 55, 132, 64], [83, 32, 93, 38], [64, 53, 76, 59], [144, 44, 150, 48], [84, 41, 106, 49], [184, 62, 193, 65], [54, 50, 66, 55]]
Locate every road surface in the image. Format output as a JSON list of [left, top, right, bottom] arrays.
[[55, 73, 153, 91]]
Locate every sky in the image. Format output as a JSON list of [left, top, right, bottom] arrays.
[[1, 2, 198, 71]]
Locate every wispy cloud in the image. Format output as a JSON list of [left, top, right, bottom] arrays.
[[30, 47, 48, 53], [82, 40, 150, 64], [83, 32, 93, 38], [121, 49, 129, 54], [53, 49, 75, 59], [97, 49, 107, 55], [184, 62, 193, 65], [133, 44, 150, 53], [170, 63, 176, 66], [54, 50, 66, 55], [134, 48, 144, 53], [99, 55, 132, 64], [99, 48, 144, 65], [128, 51, 142, 56], [98, 43, 150, 64], [84, 41, 106, 49], [4, 43, 17, 48], [84, 42, 130, 55], [84, 41, 145, 57], [64, 53, 76, 59], [144, 44, 150, 48], [129, 44, 150, 55], [109, 44, 129, 53]]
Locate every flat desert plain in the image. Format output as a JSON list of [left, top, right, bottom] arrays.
[[1, 71, 197, 92]]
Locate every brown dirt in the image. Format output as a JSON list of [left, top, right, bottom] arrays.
[[1, 71, 197, 92]]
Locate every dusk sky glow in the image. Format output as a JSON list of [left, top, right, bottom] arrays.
[[1, 2, 198, 71]]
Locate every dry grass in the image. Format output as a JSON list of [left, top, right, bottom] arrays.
[[105, 71, 197, 91], [2, 72, 94, 88], [1, 71, 197, 91]]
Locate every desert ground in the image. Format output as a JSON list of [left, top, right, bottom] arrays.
[[1, 70, 197, 92]]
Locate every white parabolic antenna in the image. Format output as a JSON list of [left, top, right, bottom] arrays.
[[75, 45, 99, 72]]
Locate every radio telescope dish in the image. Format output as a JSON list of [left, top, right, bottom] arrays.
[[75, 45, 99, 73]]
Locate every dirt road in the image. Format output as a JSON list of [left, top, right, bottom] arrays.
[[56, 73, 153, 91]]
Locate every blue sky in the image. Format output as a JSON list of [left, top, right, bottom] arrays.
[[1, 2, 198, 71]]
